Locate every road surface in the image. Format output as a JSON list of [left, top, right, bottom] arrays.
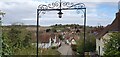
[[57, 42, 73, 55]]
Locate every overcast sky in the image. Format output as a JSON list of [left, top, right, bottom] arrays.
[[0, 0, 120, 26]]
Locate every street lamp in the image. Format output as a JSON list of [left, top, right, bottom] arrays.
[[37, 0, 86, 57], [57, 10, 63, 18], [57, 0, 63, 18]]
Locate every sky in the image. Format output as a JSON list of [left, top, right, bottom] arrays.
[[0, 0, 120, 26]]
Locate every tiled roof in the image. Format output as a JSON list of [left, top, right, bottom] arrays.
[[97, 11, 120, 39], [39, 33, 51, 43], [32, 33, 60, 43]]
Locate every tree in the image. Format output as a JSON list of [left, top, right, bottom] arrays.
[[52, 29, 57, 32], [103, 32, 120, 57], [2, 31, 12, 55], [58, 35, 63, 40], [2, 25, 32, 55], [22, 31, 32, 47], [46, 29, 51, 32], [76, 33, 96, 54], [85, 33, 96, 52]]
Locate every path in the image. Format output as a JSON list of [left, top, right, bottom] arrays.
[[57, 42, 73, 55]]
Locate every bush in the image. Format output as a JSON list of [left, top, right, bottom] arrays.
[[51, 46, 57, 49], [71, 44, 77, 51]]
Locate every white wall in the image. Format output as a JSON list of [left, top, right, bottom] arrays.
[[96, 33, 112, 56], [32, 43, 51, 48]]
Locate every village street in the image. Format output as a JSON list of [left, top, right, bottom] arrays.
[[57, 41, 73, 55]]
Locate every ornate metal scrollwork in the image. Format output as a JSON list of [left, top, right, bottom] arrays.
[[38, 1, 86, 14]]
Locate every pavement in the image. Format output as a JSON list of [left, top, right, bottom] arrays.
[[57, 42, 73, 55]]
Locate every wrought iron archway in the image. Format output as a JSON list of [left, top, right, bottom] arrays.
[[36, 0, 86, 57]]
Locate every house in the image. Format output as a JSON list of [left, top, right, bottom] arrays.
[[64, 34, 71, 45], [96, 9, 120, 56], [51, 33, 61, 47], [32, 33, 52, 48], [70, 35, 79, 45], [96, 32, 112, 56], [91, 26, 104, 35], [64, 34, 79, 45], [32, 33, 60, 48]]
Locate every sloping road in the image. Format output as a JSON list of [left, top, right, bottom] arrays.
[[57, 42, 73, 55]]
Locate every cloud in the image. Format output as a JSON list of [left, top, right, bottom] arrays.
[[22, 18, 36, 21], [64, 0, 119, 2], [1, 0, 39, 25], [41, 0, 117, 2], [0, 0, 118, 26]]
